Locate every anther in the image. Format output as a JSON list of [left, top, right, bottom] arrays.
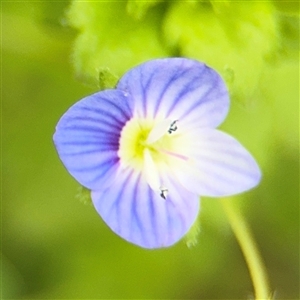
[[168, 120, 178, 134], [159, 187, 168, 200]]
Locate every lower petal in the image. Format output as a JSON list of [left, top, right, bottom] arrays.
[[91, 167, 200, 249]]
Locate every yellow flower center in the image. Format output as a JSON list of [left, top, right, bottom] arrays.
[[118, 118, 187, 194], [118, 118, 172, 168]]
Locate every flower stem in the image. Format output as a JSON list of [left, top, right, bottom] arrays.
[[221, 198, 271, 300]]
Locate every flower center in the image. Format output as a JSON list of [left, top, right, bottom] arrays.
[[118, 118, 188, 197]]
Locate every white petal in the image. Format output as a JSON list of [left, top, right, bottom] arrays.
[[170, 129, 262, 197], [143, 149, 160, 191], [146, 119, 172, 144]]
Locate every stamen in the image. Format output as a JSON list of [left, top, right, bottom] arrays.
[[168, 120, 178, 134], [159, 187, 168, 200]]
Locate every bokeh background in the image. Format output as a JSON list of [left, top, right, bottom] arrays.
[[2, 1, 299, 299]]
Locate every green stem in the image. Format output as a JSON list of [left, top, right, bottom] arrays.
[[221, 198, 271, 300]]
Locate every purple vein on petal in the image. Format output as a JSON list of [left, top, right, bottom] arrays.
[[169, 191, 186, 233], [164, 73, 208, 118], [151, 67, 195, 117], [147, 184, 157, 245], [182, 92, 220, 122], [79, 107, 130, 128], [175, 75, 219, 120], [58, 139, 119, 151], [60, 148, 114, 157], [62, 125, 120, 137], [131, 174, 147, 246], [159, 65, 207, 115], [112, 169, 134, 225], [70, 153, 118, 172], [135, 179, 149, 247], [141, 71, 153, 117], [117, 171, 135, 239], [71, 116, 124, 131]]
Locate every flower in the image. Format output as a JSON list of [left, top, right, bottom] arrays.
[[53, 58, 261, 249]]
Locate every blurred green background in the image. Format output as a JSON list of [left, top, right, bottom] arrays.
[[2, 1, 299, 299]]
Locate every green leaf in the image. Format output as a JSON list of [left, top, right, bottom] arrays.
[[163, 1, 278, 102], [75, 185, 92, 205], [67, 1, 169, 85], [273, 0, 300, 15], [185, 209, 201, 248], [126, 0, 162, 20], [98, 67, 119, 90], [278, 14, 300, 58]]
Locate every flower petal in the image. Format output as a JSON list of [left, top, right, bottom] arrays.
[[146, 119, 173, 144], [143, 149, 160, 191], [170, 129, 262, 197], [117, 58, 229, 129], [53, 90, 132, 190], [91, 166, 200, 249]]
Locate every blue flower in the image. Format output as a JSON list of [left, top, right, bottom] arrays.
[[53, 58, 261, 249]]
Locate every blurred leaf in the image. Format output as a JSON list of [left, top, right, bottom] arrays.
[[261, 62, 299, 152], [67, 1, 169, 85], [1, 255, 26, 299], [2, 9, 71, 61], [126, 0, 162, 20], [273, 0, 300, 15], [34, 1, 72, 31], [185, 206, 201, 248], [163, 1, 278, 102], [75, 186, 92, 206], [277, 14, 300, 58]]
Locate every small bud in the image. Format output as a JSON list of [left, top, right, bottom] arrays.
[[75, 185, 92, 205]]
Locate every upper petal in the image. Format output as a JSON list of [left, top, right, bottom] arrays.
[[53, 90, 132, 190], [117, 58, 229, 129], [91, 166, 200, 249], [170, 129, 262, 197]]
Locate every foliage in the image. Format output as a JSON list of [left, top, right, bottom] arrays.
[[67, 0, 298, 101]]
